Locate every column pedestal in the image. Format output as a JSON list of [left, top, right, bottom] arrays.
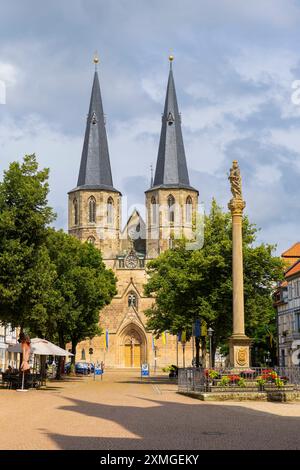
[[229, 335, 251, 368]]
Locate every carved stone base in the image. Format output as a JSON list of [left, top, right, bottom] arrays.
[[229, 335, 252, 368]]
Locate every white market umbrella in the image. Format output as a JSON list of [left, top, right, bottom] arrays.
[[8, 337, 73, 356]]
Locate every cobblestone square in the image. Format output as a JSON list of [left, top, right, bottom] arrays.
[[1, 370, 300, 450]]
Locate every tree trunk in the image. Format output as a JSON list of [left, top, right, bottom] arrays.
[[195, 337, 200, 368], [40, 355, 46, 384], [56, 332, 66, 380], [71, 340, 77, 366]]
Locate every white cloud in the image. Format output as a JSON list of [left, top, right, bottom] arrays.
[[0, 61, 18, 86], [141, 76, 165, 103], [0, 61, 18, 104], [185, 122, 240, 174], [267, 127, 300, 158], [253, 164, 282, 185], [229, 47, 300, 120], [109, 116, 160, 188], [219, 0, 300, 28], [0, 115, 81, 229], [1, 0, 300, 257]]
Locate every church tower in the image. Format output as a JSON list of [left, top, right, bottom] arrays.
[[145, 57, 199, 257], [68, 58, 121, 261], [68, 56, 196, 369]]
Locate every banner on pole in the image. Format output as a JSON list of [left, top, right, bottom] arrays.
[[195, 319, 201, 338]]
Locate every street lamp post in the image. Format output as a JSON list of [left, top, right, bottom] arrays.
[[154, 346, 157, 374], [208, 327, 214, 369], [266, 351, 271, 367], [182, 343, 186, 369]]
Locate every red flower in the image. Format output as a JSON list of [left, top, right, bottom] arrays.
[[261, 370, 277, 381], [229, 374, 240, 383]]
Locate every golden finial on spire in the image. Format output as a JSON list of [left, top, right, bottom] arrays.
[[169, 53, 174, 62], [93, 51, 99, 66]]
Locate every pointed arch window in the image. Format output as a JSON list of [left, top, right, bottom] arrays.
[[81, 349, 86, 360], [87, 236, 96, 245], [73, 198, 78, 226], [107, 197, 114, 225], [128, 292, 138, 309], [167, 194, 175, 223], [88, 196, 96, 223], [151, 196, 157, 225], [186, 196, 193, 224]]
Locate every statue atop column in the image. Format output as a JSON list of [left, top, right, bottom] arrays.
[[228, 160, 245, 215], [228, 160, 251, 367], [229, 160, 243, 200]]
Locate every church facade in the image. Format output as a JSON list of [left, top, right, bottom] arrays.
[[68, 59, 198, 369]]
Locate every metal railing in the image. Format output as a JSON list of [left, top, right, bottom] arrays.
[[178, 366, 300, 393], [274, 366, 300, 386]]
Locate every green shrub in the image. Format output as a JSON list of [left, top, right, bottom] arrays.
[[219, 376, 230, 386], [209, 370, 219, 379], [256, 376, 266, 388], [274, 378, 284, 387], [237, 377, 246, 387]]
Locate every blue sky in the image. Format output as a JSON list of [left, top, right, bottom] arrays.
[[1, 0, 300, 254]]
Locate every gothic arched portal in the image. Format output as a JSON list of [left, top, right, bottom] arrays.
[[119, 323, 147, 368]]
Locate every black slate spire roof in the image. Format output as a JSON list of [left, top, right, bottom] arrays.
[[74, 70, 119, 193], [150, 64, 196, 192]]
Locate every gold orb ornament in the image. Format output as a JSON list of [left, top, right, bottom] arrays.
[[93, 52, 99, 65], [169, 54, 174, 62]]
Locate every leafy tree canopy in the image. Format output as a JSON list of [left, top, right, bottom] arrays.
[[0, 155, 117, 364], [45, 229, 117, 352], [0, 155, 56, 328], [144, 199, 284, 362]]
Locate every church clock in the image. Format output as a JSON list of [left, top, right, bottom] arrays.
[[125, 250, 138, 269]]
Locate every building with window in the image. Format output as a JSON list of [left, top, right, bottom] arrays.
[[274, 243, 300, 367], [0, 324, 19, 372], [68, 59, 199, 368]]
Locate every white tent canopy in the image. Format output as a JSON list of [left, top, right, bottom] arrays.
[[7, 338, 73, 356]]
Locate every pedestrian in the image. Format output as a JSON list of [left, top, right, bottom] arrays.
[[5, 365, 12, 374]]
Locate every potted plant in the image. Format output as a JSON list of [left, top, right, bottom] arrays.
[[274, 377, 284, 388], [228, 374, 241, 386], [237, 377, 246, 388], [261, 370, 278, 383], [219, 375, 230, 387], [256, 376, 266, 391]]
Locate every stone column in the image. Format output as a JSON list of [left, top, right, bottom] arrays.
[[228, 161, 251, 367]]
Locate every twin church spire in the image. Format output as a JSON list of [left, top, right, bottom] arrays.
[[76, 56, 193, 193], [152, 58, 193, 190], [77, 67, 118, 192]]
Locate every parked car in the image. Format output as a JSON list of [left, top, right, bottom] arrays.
[[64, 362, 94, 374]]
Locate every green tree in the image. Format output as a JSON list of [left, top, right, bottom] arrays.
[[0, 155, 56, 331], [144, 199, 284, 366], [45, 229, 117, 370], [0, 155, 117, 379]]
